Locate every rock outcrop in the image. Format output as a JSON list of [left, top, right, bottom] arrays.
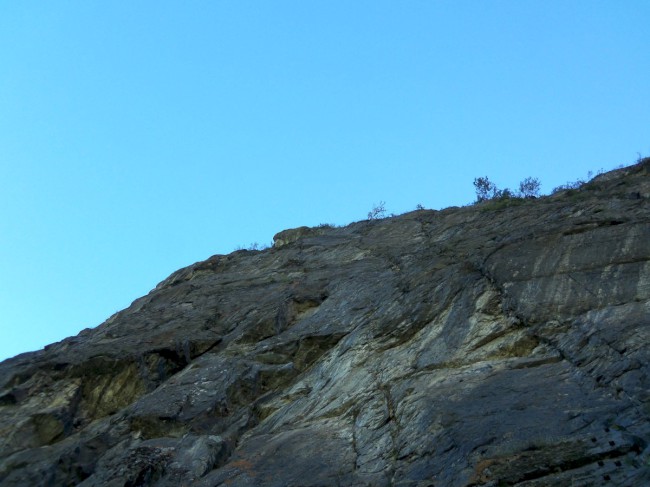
[[1, 160, 649, 486]]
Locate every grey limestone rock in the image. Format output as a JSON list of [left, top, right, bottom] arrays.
[[273, 226, 327, 248], [1, 159, 650, 486]]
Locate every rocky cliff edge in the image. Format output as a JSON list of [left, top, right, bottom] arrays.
[[1, 160, 649, 486]]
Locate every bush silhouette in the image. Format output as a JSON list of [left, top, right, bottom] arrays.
[[473, 177, 499, 202], [518, 177, 541, 198], [367, 201, 387, 220], [474, 176, 541, 203]]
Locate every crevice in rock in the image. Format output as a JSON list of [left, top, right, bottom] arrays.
[[293, 333, 346, 372], [216, 362, 303, 427], [0, 391, 17, 406], [469, 433, 645, 486], [561, 219, 627, 236], [236, 292, 329, 345], [274, 294, 328, 334]]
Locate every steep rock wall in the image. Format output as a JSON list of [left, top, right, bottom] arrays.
[[1, 160, 649, 486]]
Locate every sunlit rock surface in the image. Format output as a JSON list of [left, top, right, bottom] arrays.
[[1, 160, 649, 486]]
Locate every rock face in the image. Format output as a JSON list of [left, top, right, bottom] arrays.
[[1, 160, 649, 486]]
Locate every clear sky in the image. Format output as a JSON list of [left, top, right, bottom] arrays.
[[1, 2, 648, 362]]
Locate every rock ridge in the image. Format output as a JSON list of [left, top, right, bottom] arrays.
[[1, 159, 649, 486]]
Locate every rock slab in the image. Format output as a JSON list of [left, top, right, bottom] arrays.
[[1, 160, 650, 486]]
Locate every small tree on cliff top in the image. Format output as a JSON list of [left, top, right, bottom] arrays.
[[473, 176, 498, 202], [518, 177, 541, 198]]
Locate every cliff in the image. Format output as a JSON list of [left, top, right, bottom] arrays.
[[1, 160, 649, 486]]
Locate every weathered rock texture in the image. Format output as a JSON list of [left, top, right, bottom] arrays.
[[1, 160, 650, 486]]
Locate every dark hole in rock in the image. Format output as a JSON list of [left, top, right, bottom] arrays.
[[0, 392, 17, 405]]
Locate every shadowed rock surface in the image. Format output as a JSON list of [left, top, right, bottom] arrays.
[[1, 160, 649, 486]]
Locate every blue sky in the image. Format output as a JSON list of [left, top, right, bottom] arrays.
[[1, 2, 648, 362]]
